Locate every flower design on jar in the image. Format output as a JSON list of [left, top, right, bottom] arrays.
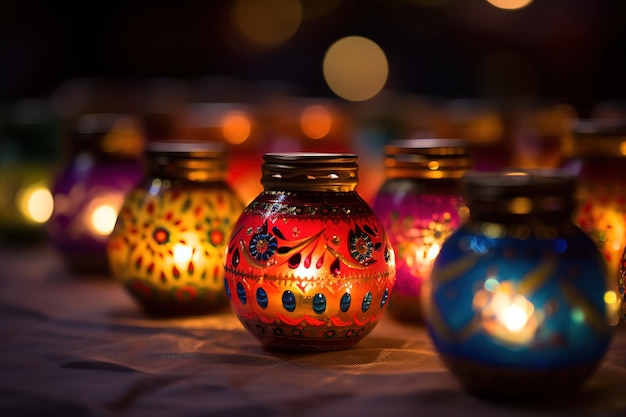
[[349, 225, 379, 264], [249, 232, 278, 261], [152, 226, 170, 245]]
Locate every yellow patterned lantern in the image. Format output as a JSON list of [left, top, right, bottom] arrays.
[[106, 141, 244, 316]]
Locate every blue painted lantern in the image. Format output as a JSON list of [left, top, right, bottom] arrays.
[[423, 169, 616, 398]]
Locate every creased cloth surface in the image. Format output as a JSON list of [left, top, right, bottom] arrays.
[[1, 246, 626, 417]]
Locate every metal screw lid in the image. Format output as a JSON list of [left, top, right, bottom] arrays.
[[261, 153, 359, 192], [384, 138, 472, 179], [569, 119, 626, 158], [462, 169, 578, 222], [146, 140, 227, 182]]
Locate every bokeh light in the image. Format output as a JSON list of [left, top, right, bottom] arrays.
[[17, 185, 54, 223], [234, 0, 302, 46], [323, 36, 389, 102], [300, 105, 332, 139], [486, 0, 533, 10], [222, 110, 252, 144]]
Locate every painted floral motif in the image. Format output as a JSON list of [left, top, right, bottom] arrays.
[[349, 226, 374, 264], [373, 192, 465, 321], [249, 231, 278, 261], [107, 185, 244, 315]]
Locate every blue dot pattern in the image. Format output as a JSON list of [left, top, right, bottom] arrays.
[[236, 282, 246, 305], [256, 287, 268, 309], [282, 290, 296, 312], [340, 293, 351, 312], [312, 293, 326, 314], [362, 292, 372, 312]]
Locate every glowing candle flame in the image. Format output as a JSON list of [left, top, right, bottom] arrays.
[[173, 243, 194, 264], [497, 296, 532, 332], [90, 204, 118, 235], [474, 280, 539, 344], [426, 243, 441, 261]]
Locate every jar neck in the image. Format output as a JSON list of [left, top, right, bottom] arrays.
[[261, 153, 359, 192], [145, 141, 227, 183], [384, 139, 472, 180], [570, 119, 626, 159], [462, 169, 577, 227], [468, 197, 574, 226], [65, 113, 145, 161]]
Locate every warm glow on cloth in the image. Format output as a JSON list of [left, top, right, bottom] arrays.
[[1, 246, 626, 415]]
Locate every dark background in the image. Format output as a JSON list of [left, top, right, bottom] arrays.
[[1, 0, 625, 116]]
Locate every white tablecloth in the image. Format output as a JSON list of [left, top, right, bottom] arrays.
[[1, 245, 626, 417]]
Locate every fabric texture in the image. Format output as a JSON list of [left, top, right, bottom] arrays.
[[1, 246, 626, 417]]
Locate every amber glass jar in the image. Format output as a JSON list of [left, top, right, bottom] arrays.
[[107, 141, 244, 316], [223, 153, 396, 352], [372, 139, 471, 322]]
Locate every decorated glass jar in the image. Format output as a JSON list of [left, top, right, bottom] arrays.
[[423, 169, 615, 398], [46, 113, 145, 273], [568, 120, 626, 321], [223, 153, 396, 352], [372, 139, 470, 322], [106, 141, 244, 316]]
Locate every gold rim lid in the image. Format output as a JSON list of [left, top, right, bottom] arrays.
[[384, 138, 472, 179], [261, 152, 359, 192]]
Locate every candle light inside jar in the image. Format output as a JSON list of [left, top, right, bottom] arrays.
[[473, 280, 539, 345], [86, 200, 121, 236], [107, 140, 244, 316], [372, 139, 471, 323], [424, 169, 615, 399]]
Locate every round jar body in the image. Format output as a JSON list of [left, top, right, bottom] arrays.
[[225, 151, 396, 352], [46, 113, 145, 273], [107, 141, 244, 316], [373, 178, 465, 322], [107, 179, 244, 315], [424, 171, 614, 398], [224, 190, 395, 352], [47, 152, 143, 273]]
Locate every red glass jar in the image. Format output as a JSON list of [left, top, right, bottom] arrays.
[[223, 153, 396, 352]]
